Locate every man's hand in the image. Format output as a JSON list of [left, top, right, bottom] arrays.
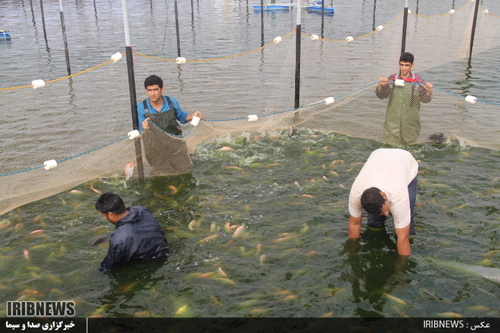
[[187, 111, 203, 122], [142, 118, 151, 130]]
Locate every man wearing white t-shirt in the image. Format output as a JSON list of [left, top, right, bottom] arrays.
[[347, 148, 418, 256]]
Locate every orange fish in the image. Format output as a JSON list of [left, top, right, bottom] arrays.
[[23, 249, 30, 260], [89, 183, 102, 194], [125, 161, 134, 180], [218, 146, 234, 151]]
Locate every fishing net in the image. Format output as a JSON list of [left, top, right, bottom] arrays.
[[1, 1, 499, 215]]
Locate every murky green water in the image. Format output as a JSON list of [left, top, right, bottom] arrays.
[[1, 130, 499, 318]]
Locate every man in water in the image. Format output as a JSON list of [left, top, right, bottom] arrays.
[[376, 52, 433, 145], [347, 148, 418, 256], [137, 74, 204, 176], [95, 192, 170, 272]]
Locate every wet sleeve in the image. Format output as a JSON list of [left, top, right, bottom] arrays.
[[171, 97, 189, 124], [99, 240, 129, 272], [137, 100, 146, 132]]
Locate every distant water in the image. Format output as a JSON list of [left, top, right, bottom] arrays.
[[1, 0, 500, 103]]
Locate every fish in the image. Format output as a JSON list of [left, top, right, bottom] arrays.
[[236, 299, 261, 307], [232, 225, 246, 239], [300, 194, 316, 198], [125, 161, 134, 180], [167, 185, 178, 195], [0, 220, 12, 230], [256, 243, 262, 255], [198, 272, 216, 279], [287, 127, 296, 137], [222, 165, 245, 171], [118, 281, 140, 293], [91, 234, 110, 246], [217, 267, 228, 278], [18, 289, 43, 297], [68, 190, 82, 194], [27, 229, 46, 238], [196, 234, 219, 244], [306, 250, 316, 258], [188, 220, 197, 231], [224, 222, 239, 232], [281, 295, 298, 301], [437, 312, 463, 318], [89, 183, 102, 194], [273, 234, 299, 243], [210, 277, 236, 285], [432, 258, 500, 283], [133, 311, 154, 317], [174, 305, 189, 316], [23, 249, 30, 260], [428, 133, 466, 147], [14, 222, 24, 233], [218, 146, 234, 151], [383, 293, 407, 305]]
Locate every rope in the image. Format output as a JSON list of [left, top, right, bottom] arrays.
[[0, 76, 497, 177], [134, 30, 295, 63], [310, 11, 403, 42], [0, 135, 129, 177], [0, 58, 120, 91], [411, 1, 472, 18]]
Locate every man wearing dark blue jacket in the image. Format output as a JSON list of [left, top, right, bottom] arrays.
[[95, 192, 170, 272]]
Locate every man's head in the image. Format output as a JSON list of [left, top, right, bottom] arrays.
[[144, 75, 164, 104], [399, 52, 414, 64], [361, 187, 390, 216], [96, 192, 127, 223], [144, 75, 163, 89], [399, 52, 414, 77]]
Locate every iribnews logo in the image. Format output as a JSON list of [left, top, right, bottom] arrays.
[[6, 301, 76, 317]]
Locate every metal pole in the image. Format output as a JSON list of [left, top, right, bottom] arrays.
[[294, 0, 302, 112], [191, 0, 194, 22], [121, 0, 144, 178], [320, 0, 325, 37], [260, 0, 264, 46], [174, 0, 181, 57], [468, 0, 480, 59], [39, 0, 48, 42], [58, 0, 71, 75], [401, 0, 408, 55]]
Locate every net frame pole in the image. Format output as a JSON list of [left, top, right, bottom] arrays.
[[121, 0, 144, 178], [320, 0, 325, 37], [39, 0, 48, 43], [401, 0, 408, 55], [468, 0, 481, 59], [294, 0, 302, 112], [58, 0, 71, 75], [174, 0, 181, 57], [260, 0, 264, 46]]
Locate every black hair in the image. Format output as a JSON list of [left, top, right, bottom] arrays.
[[144, 75, 163, 89], [360, 187, 386, 216], [399, 52, 414, 64], [95, 192, 127, 214]]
